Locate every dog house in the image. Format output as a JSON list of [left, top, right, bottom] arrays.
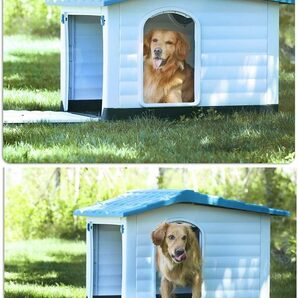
[[74, 189, 289, 298], [45, 0, 294, 119]]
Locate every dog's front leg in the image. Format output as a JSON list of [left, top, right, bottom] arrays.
[[192, 273, 201, 298], [164, 87, 183, 103], [160, 277, 175, 298]]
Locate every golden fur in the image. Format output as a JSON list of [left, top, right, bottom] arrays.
[[151, 222, 202, 298], [143, 30, 194, 103]]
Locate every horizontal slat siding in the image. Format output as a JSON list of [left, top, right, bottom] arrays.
[[93, 225, 122, 296], [202, 26, 267, 40], [118, 0, 269, 107], [202, 79, 267, 93], [204, 267, 260, 279], [206, 290, 260, 298], [202, 40, 267, 53], [135, 204, 262, 298], [201, 54, 267, 66]]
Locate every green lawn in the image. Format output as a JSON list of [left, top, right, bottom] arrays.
[[4, 239, 296, 298], [3, 113, 294, 163], [5, 239, 86, 298], [3, 35, 60, 111], [3, 35, 295, 163]]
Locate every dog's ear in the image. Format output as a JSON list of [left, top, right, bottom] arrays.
[[144, 31, 153, 58], [176, 32, 190, 61], [151, 222, 168, 246]]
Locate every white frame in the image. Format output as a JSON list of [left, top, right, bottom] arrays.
[[138, 7, 201, 108], [86, 217, 123, 298], [151, 216, 205, 297], [61, 7, 103, 111]]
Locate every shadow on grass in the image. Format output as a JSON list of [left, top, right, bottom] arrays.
[[5, 252, 85, 288], [4, 52, 60, 90], [2, 112, 295, 163]]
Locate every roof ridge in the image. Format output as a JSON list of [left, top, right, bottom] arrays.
[[74, 189, 290, 218]]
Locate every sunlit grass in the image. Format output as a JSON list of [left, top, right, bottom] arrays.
[[4, 35, 60, 110], [3, 89, 60, 111], [3, 112, 294, 163], [5, 239, 86, 298]]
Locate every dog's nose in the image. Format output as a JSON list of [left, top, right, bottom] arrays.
[[175, 248, 185, 257], [154, 47, 162, 56]]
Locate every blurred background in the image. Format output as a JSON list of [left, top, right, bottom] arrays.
[[4, 167, 296, 298]]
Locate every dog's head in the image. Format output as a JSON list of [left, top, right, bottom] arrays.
[[151, 222, 196, 264], [144, 30, 189, 71]]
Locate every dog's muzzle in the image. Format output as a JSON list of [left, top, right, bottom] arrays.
[[172, 248, 187, 263], [152, 47, 167, 70]]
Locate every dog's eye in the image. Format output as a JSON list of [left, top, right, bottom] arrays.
[[166, 41, 173, 45], [182, 235, 187, 241], [168, 235, 175, 240], [152, 38, 158, 42]]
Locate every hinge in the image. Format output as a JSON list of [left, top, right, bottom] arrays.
[[87, 222, 93, 232], [120, 225, 124, 234], [99, 15, 105, 26], [61, 14, 68, 24]]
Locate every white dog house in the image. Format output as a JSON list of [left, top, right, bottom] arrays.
[[46, 0, 294, 119], [74, 189, 289, 298]]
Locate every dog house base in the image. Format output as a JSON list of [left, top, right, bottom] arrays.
[[61, 100, 102, 113], [101, 105, 278, 120]]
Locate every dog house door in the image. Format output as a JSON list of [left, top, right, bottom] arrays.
[[155, 222, 202, 297], [87, 223, 123, 298], [67, 15, 103, 112]]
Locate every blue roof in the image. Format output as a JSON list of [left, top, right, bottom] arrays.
[[45, 0, 294, 6], [74, 189, 290, 217]]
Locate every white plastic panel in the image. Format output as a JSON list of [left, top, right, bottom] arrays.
[[112, 0, 277, 108], [68, 15, 103, 100], [135, 204, 266, 298], [92, 224, 122, 296]]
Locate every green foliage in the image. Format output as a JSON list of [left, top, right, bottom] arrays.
[[270, 254, 296, 298], [4, 0, 60, 37], [5, 168, 158, 240]]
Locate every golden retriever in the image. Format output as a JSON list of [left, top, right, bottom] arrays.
[[143, 30, 194, 103], [151, 222, 202, 298]]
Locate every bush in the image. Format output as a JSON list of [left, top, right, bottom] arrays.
[[4, 0, 60, 37]]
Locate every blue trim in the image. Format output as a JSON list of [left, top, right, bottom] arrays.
[[102, 0, 126, 5], [74, 189, 290, 218]]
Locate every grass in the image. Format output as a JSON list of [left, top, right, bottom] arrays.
[[3, 35, 60, 110], [4, 238, 295, 298], [5, 239, 86, 298], [3, 35, 295, 163], [3, 112, 295, 163]]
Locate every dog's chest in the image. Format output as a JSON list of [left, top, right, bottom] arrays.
[[162, 261, 196, 287], [143, 76, 164, 103]]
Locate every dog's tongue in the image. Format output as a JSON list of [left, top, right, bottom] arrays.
[[175, 253, 186, 262], [153, 58, 163, 70]]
